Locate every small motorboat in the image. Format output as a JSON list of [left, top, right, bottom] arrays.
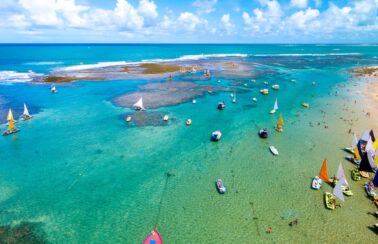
[[351, 169, 361, 181], [207, 90, 213, 94], [345, 156, 360, 165], [272, 84, 279, 90], [252, 97, 257, 102], [230, 93, 234, 97], [217, 102, 225, 110], [143, 228, 162, 244], [211, 130, 222, 141], [341, 185, 353, 196], [269, 146, 279, 156], [216, 179, 226, 194], [258, 128, 268, 139], [365, 182, 377, 197], [260, 89, 269, 95], [311, 176, 322, 190], [186, 119, 192, 126], [163, 115, 169, 121], [126, 116, 132, 123], [325, 192, 336, 210], [302, 103, 310, 108], [192, 99, 197, 104], [264, 81, 269, 85]]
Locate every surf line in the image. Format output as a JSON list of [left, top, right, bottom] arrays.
[[154, 172, 175, 227]]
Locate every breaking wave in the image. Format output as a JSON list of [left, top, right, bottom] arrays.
[[253, 53, 362, 57], [0, 71, 42, 84]]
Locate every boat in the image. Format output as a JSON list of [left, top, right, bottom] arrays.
[[216, 179, 226, 194], [207, 90, 213, 94], [21, 103, 32, 120], [143, 228, 162, 244], [2, 117, 19, 136], [269, 146, 279, 156], [186, 119, 192, 126], [344, 133, 358, 154], [324, 192, 336, 210], [345, 155, 360, 165], [374, 223, 378, 229], [344, 147, 354, 154], [211, 130, 222, 141], [258, 128, 268, 139], [272, 84, 279, 90], [319, 159, 330, 183], [312, 81, 317, 86], [218, 80, 221, 83], [232, 90, 236, 103], [341, 185, 353, 196], [351, 169, 361, 181], [251, 79, 256, 82], [264, 81, 269, 85], [217, 102, 225, 110], [360, 171, 369, 178], [275, 114, 284, 132], [302, 103, 310, 108], [230, 93, 234, 97], [260, 89, 269, 95], [126, 116, 132, 122], [7, 109, 14, 122], [365, 182, 377, 197], [133, 97, 145, 111], [269, 98, 278, 114], [51, 85, 58, 93], [252, 97, 257, 102], [163, 115, 169, 121], [192, 99, 197, 104], [311, 176, 322, 190]]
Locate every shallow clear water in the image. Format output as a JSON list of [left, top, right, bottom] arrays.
[[1, 44, 378, 243]]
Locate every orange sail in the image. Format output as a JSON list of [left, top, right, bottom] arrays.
[[8, 118, 15, 131], [353, 147, 361, 160], [319, 159, 330, 182], [277, 114, 284, 129]]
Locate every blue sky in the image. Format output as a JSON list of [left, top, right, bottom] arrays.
[[0, 0, 377, 43]]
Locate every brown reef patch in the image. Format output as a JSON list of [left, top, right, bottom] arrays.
[[0, 221, 47, 244]]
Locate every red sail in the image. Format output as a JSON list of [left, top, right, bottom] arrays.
[[143, 228, 162, 244], [319, 159, 330, 182]]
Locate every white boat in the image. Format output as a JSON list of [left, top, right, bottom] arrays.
[[232, 90, 236, 103], [260, 89, 269, 95], [133, 97, 145, 111], [186, 119, 192, 126], [163, 115, 169, 121], [126, 116, 132, 122], [264, 81, 269, 85], [216, 179, 226, 194], [230, 93, 234, 97], [333, 177, 346, 202], [269, 98, 278, 114], [192, 99, 197, 104], [311, 176, 322, 190], [21, 103, 32, 120], [51, 85, 58, 93], [272, 84, 279, 90], [217, 80, 221, 83], [269, 146, 279, 156], [252, 97, 257, 102], [251, 79, 256, 82], [211, 130, 222, 141]]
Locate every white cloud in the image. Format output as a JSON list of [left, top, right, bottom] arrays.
[[242, 12, 252, 25], [290, 0, 308, 8], [193, 0, 218, 14], [178, 12, 201, 31], [7, 14, 31, 29], [287, 8, 319, 29], [138, 0, 158, 19], [221, 14, 235, 35]]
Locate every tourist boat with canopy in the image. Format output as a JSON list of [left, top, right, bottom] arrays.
[[269, 99, 278, 114], [143, 228, 162, 244], [21, 103, 32, 120], [276, 114, 284, 132], [133, 97, 145, 111], [216, 179, 226, 194], [211, 130, 222, 141]]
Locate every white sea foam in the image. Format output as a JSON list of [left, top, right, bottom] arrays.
[[24, 61, 64, 66], [58, 54, 248, 71], [253, 53, 361, 57], [0, 70, 42, 83]]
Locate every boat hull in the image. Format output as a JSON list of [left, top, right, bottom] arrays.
[[143, 228, 162, 244], [2, 129, 19, 136], [311, 177, 321, 190], [216, 179, 226, 194], [269, 146, 279, 156], [325, 192, 336, 210]]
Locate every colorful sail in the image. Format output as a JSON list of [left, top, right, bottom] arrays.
[[7, 109, 14, 121], [319, 159, 330, 182], [354, 146, 361, 160], [143, 228, 162, 244], [333, 177, 346, 202], [373, 172, 378, 187], [23, 103, 30, 117], [336, 162, 348, 186], [277, 114, 284, 128], [7, 118, 15, 131]]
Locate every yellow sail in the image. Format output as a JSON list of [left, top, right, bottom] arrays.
[[277, 114, 284, 128], [7, 109, 14, 121], [354, 147, 361, 160], [7, 118, 15, 131]]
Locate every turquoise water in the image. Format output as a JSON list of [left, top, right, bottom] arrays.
[[1, 44, 378, 243]]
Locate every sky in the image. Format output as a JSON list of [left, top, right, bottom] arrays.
[[0, 0, 377, 43]]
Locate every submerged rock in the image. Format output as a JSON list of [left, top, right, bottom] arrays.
[[0, 221, 46, 244]]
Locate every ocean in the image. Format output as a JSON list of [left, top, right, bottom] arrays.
[[0, 44, 378, 243]]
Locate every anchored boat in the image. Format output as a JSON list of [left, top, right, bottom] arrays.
[[2, 117, 19, 136], [311, 176, 322, 190], [133, 97, 145, 111], [21, 103, 32, 120], [216, 179, 226, 194], [211, 130, 222, 141], [276, 114, 284, 132], [258, 128, 268, 139], [269, 146, 279, 156], [269, 98, 278, 114], [51, 85, 58, 93]]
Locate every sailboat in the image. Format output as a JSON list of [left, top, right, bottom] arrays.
[[319, 159, 330, 183], [2, 117, 19, 136], [336, 163, 353, 196], [133, 97, 145, 111], [7, 109, 14, 121], [232, 90, 236, 103], [275, 114, 284, 132], [21, 103, 32, 120], [51, 85, 58, 93], [269, 99, 278, 114], [344, 133, 358, 154], [143, 228, 162, 244]]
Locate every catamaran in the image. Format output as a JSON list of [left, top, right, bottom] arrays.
[[2, 117, 19, 136], [269, 98, 278, 114], [276, 114, 284, 132], [133, 97, 145, 111], [21, 103, 32, 120]]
